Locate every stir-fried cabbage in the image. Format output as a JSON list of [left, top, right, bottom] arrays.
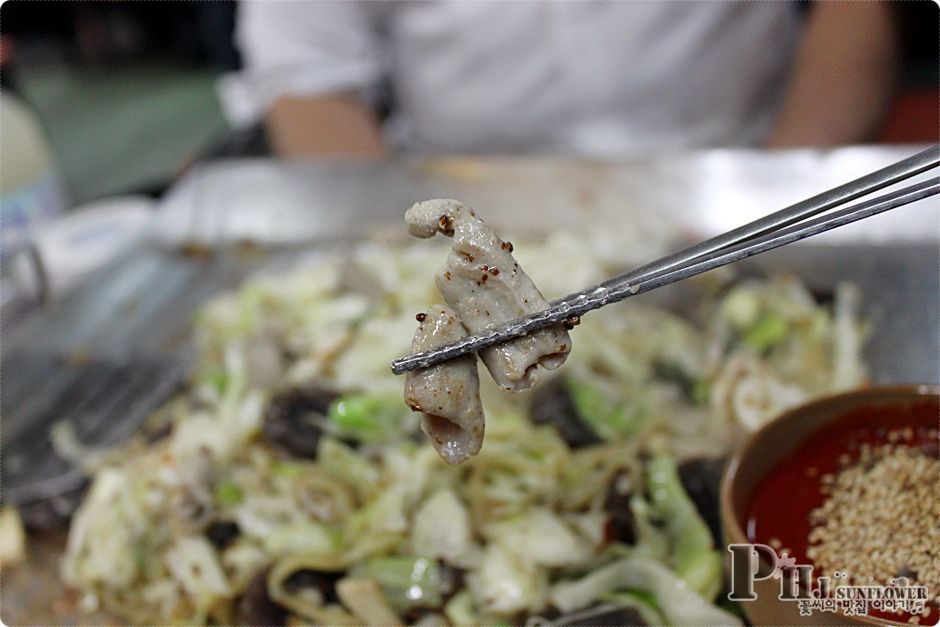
[[550, 556, 742, 626], [60, 228, 866, 625], [646, 455, 722, 600]]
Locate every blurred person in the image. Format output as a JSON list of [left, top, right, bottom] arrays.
[[222, 2, 899, 158]]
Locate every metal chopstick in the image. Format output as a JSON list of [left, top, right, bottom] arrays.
[[594, 144, 939, 292], [391, 147, 940, 375]]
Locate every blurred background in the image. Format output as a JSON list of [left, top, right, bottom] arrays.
[[2, 1, 237, 206], [1, 0, 937, 209]]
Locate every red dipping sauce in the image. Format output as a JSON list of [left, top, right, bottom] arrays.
[[746, 399, 939, 625]]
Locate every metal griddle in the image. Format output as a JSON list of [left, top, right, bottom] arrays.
[[1, 147, 937, 624]]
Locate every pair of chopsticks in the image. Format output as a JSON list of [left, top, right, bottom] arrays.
[[391, 146, 939, 376]]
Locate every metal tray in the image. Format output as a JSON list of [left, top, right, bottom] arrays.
[[1, 147, 937, 623]]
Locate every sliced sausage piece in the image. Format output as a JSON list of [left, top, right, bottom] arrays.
[[405, 199, 571, 391], [405, 305, 485, 464], [262, 386, 340, 458]]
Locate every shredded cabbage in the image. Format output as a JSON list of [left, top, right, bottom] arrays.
[[411, 488, 474, 563], [365, 555, 447, 610], [550, 557, 743, 626], [59, 230, 866, 625], [646, 455, 723, 600], [328, 393, 416, 443], [486, 508, 590, 568], [0, 506, 26, 567]]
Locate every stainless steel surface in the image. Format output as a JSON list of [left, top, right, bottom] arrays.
[[600, 145, 938, 288], [391, 156, 940, 375], [2, 147, 938, 514], [152, 146, 940, 245], [3, 356, 188, 504]]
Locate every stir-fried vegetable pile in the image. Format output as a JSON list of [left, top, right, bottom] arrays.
[[61, 229, 867, 624]]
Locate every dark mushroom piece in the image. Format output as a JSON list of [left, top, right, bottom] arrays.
[[283, 569, 343, 604], [237, 569, 288, 627], [677, 457, 726, 546], [529, 378, 603, 449], [603, 470, 636, 545], [439, 563, 465, 604], [205, 520, 240, 551], [651, 360, 700, 404], [263, 386, 340, 458], [16, 484, 88, 531]]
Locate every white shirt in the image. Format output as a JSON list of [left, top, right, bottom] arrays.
[[223, 2, 802, 156]]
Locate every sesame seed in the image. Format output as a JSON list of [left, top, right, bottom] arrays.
[[808, 445, 939, 608]]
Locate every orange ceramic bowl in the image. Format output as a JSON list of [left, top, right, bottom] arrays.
[[720, 385, 939, 626]]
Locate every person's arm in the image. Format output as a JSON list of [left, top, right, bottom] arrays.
[[266, 93, 386, 158], [766, 2, 899, 148], [233, 2, 387, 158]]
